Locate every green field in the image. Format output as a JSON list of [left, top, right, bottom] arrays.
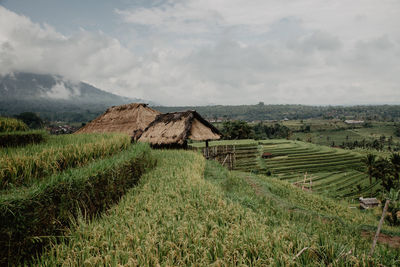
[[261, 140, 381, 199], [192, 139, 383, 199], [1, 131, 399, 265], [287, 120, 400, 149], [34, 150, 399, 266], [0, 133, 130, 189]]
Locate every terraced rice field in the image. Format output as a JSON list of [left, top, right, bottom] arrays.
[[232, 143, 260, 172], [261, 140, 381, 198]]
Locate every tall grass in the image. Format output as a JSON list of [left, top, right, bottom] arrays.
[[0, 116, 29, 132], [35, 150, 400, 266], [0, 133, 130, 189], [0, 143, 155, 265]]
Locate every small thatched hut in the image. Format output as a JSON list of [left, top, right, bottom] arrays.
[[136, 110, 222, 148], [75, 103, 160, 135]]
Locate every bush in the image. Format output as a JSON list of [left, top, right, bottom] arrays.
[[0, 143, 155, 265]]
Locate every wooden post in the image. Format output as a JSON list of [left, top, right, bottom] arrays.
[[370, 199, 390, 256], [205, 140, 209, 159], [302, 172, 307, 191]]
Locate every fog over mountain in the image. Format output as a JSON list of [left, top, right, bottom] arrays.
[[0, 72, 154, 121]]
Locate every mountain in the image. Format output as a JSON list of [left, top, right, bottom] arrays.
[[0, 72, 152, 122]]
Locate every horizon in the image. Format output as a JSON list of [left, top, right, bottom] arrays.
[[1, 1, 400, 106]]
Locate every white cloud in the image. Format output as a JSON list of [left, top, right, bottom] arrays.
[[44, 82, 80, 100], [1, 1, 400, 106]]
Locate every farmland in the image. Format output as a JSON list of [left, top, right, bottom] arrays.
[[0, 131, 156, 265], [34, 151, 400, 266], [192, 139, 383, 199], [260, 140, 381, 199], [1, 120, 399, 265], [0, 133, 131, 189]]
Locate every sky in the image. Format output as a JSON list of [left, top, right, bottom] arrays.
[[1, 0, 400, 106]]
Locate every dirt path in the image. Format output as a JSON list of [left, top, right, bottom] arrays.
[[361, 230, 400, 249]]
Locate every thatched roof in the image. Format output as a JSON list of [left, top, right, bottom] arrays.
[[75, 103, 160, 135], [137, 110, 222, 146], [359, 197, 379, 209]]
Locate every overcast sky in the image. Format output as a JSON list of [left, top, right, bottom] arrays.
[[1, 0, 400, 106]]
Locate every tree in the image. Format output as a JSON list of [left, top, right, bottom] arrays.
[[390, 153, 400, 181], [15, 112, 44, 129], [221, 121, 254, 140], [372, 157, 399, 192], [363, 154, 376, 185]]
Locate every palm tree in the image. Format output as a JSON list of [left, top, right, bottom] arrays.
[[363, 154, 376, 185], [390, 153, 400, 181]]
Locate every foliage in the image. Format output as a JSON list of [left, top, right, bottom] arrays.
[[0, 133, 130, 189], [363, 154, 376, 185], [368, 154, 400, 192], [156, 104, 400, 122], [0, 143, 155, 265], [253, 122, 291, 139], [221, 120, 254, 139], [15, 112, 44, 129], [395, 125, 400, 137], [0, 130, 47, 147], [385, 189, 400, 226], [0, 116, 29, 132]]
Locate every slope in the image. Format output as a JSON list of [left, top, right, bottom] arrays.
[[36, 150, 399, 266]]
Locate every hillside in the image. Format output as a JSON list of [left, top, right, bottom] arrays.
[[0, 72, 150, 122], [155, 104, 400, 122], [35, 150, 399, 266]]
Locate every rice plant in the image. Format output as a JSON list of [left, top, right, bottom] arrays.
[[0, 133, 131, 189], [34, 150, 400, 266], [0, 116, 29, 132]]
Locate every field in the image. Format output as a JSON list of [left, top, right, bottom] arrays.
[[0, 133, 155, 265], [192, 139, 383, 199], [1, 130, 399, 265], [260, 140, 382, 199], [285, 120, 400, 149], [34, 150, 400, 266], [0, 133, 130, 189], [0, 116, 29, 132]]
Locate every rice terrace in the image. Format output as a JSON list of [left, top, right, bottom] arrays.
[[2, 1, 400, 266], [1, 102, 400, 266]]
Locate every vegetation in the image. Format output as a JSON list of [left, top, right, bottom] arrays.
[[34, 151, 399, 266], [0, 130, 47, 147], [221, 120, 254, 139], [156, 104, 400, 122], [15, 112, 44, 129], [0, 116, 29, 132], [0, 133, 130, 189], [362, 153, 400, 192], [0, 143, 155, 265]]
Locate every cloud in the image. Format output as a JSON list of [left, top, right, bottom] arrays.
[[44, 81, 80, 100], [1, 1, 400, 106]]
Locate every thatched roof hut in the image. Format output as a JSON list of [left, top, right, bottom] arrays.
[[359, 197, 379, 209], [75, 103, 160, 135], [136, 110, 222, 148]]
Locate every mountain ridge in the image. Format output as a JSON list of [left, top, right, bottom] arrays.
[[0, 72, 154, 122]]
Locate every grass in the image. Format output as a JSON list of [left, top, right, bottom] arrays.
[[0, 116, 29, 132], [0, 143, 155, 265], [35, 150, 399, 266], [0, 133, 131, 189]]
